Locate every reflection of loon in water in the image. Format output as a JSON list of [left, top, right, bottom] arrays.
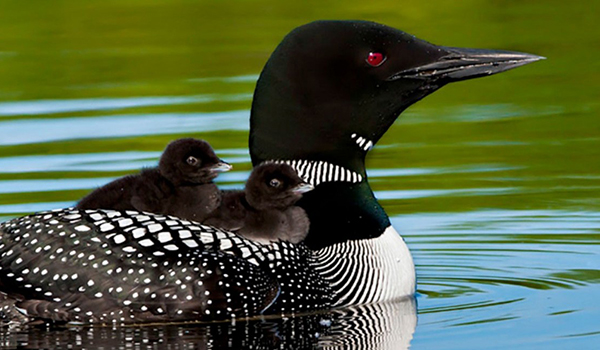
[[0, 20, 541, 326], [0, 299, 417, 350]]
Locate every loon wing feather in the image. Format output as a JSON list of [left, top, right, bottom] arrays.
[[0, 208, 285, 324]]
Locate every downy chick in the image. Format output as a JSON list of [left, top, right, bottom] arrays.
[[204, 163, 313, 244], [77, 138, 231, 221]]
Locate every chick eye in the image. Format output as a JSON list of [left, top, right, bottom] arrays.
[[186, 156, 199, 166], [366, 52, 386, 67], [269, 179, 282, 188]]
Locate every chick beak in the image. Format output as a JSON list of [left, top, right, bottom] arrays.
[[210, 162, 232, 172], [292, 182, 315, 194]]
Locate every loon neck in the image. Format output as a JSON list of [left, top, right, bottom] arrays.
[[254, 158, 389, 250], [300, 180, 390, 249]]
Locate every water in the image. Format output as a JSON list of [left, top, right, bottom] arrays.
[[0, 1, 598, 349]]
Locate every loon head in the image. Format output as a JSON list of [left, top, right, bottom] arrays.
[[249, 20, 543, 248], [159, 138, 231, 185]]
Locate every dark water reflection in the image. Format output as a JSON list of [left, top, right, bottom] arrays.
[[0, 300, 417, 350]]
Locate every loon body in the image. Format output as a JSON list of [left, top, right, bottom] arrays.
[[77, 138, 231, 222], [204, 163, 313, 244], [0, 20, 542, 324]]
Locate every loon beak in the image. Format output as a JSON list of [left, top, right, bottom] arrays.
[[210, 162, 232, 172], [388, 47, 545, 82], [292, 183, 315, 194]]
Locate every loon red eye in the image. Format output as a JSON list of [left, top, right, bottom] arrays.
[[366, 52, 385, 67]]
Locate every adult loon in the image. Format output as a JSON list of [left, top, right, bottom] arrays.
[[0, 20, 542, 325]]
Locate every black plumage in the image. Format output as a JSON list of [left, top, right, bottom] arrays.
[[204, 163, 313, 244], [77, 138, 231, 221], [0, 209, 296, 324]]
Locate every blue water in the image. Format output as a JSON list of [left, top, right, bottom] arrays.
[[2, 95, 599, 349]]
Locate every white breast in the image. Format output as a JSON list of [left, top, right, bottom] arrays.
[[312, 225, 415, 306]]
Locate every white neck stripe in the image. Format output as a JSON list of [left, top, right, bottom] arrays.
[[351, 133, 374, 151], [266, 159, 363, 186]]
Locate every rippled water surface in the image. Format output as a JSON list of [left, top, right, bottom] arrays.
[[0, 1, 599, 349]]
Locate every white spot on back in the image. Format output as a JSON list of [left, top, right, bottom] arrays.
[[139, 239, 154, 247], [182, 239, 198, 248], [148, 224, 162, 233], [122, 246, 136, 253], [118, 218, 133, 228], [220, 240, 233, 250], [132, 228, 146, 239], [113, 234, 126, 244], [157, 232, 172, 243], [100, 223, 115, 232], [200, 235, 214, 245], [179, 230, 192, 239]]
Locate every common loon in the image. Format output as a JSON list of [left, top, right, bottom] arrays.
[[0, 20, 542, 325], [77, 138, 232, 222], [204, 162, 313, 244]]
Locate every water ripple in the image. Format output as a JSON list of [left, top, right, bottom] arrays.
[[187, 74, 259, 83], [0, 151, 158, 173], [0, 94, 251, 117], [0, 201, 74, 214], [419, 298, 524, 315], [0, 178, 114, 194], [0, 151, 250, 173], [376, 187, 516, 200], [0, 110, 250, 145]]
